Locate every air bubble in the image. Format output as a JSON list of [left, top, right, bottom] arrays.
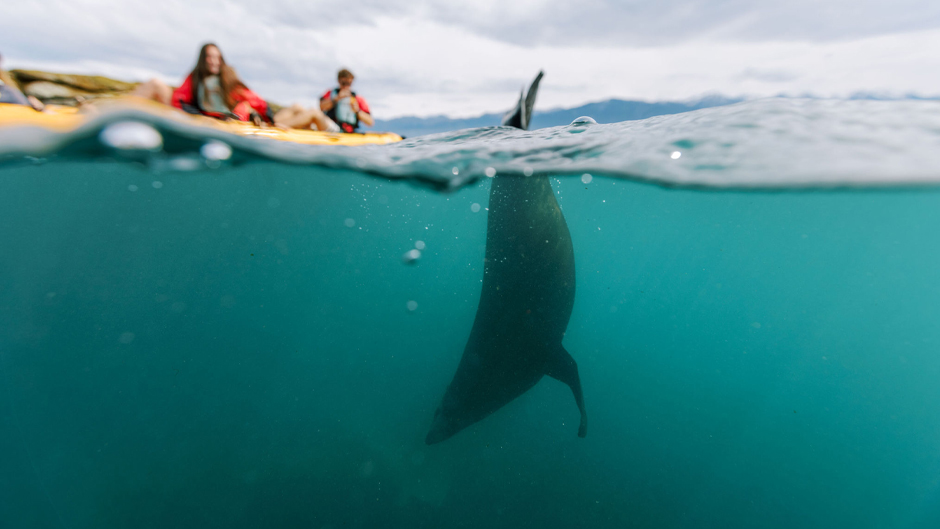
[[267, 197, 281, 208], [344, 218, 356, 228], [402, 249, 421, 264], [119, 332, 135, 344], [452, 167, 459, 176], [485, 167, 497, 178], [570, 116, 597, 125], [128, 185, 138, 192], [523, 167, 534, 177], [671, 151, 682, 159], [407, 300, 418, 311], [200, 140, 232, 161], [471, 203, 481, 213], [581, 174, 593, 184], [99, 121, 163, 150], [151, 181, 164, 189], [414, 240, 426, 250]]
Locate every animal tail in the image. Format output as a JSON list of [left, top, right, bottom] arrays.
[[501, 71, 544, 131]]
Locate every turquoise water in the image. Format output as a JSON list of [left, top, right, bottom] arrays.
[[2, 100, 940, 528]]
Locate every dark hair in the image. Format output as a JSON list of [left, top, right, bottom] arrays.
[[337, 68, 354, 80], [191, 43, 247, 110]]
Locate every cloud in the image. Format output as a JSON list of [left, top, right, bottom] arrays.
[[2, 1, 940, 118]]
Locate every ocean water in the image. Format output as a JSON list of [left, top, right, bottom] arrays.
[[2, 99, 940, 528]]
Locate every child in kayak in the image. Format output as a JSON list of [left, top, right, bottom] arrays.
[[319, 69, 374, 133]]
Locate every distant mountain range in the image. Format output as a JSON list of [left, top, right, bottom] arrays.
[[374, 96, 743, 138]]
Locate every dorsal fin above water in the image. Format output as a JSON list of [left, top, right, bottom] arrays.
[[501, 71, 544, 131]]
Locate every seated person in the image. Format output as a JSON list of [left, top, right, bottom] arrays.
[[0, 53, 44, 111], [133, 43, 272, 125], [319, 69, 374, 133]]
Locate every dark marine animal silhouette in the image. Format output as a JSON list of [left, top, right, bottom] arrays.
[[426, 72, 587, 444]]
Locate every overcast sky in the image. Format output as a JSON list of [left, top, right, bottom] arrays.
[[3, 1, 940, 117]]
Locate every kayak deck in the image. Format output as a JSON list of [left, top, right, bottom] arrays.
[[0, 99, 403, 146]]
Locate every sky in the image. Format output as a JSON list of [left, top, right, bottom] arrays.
[[2, 1, 940, 118]]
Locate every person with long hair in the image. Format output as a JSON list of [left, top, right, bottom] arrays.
[[133, 43, 272, 125], [134, 43, 337, 131]]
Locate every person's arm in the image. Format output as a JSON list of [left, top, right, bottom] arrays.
[[353, 96, 374, 127], [230, 86, 271, 124], [319, 90, 334, 112]]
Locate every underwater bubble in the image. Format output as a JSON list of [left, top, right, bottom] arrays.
[[751, 322, 762, 329], [127, 185, 138, 192], [151, 181, 163, 189], [471, 203, 481, 212], [220, 295, 236, 308], [168, 156, 201, 171], [671, 151, 682, 159], [581, 174, 593, 184], [452, 167, 459, 176], [402, 249, 421, 264], [414, 240, 426, 250], [267, 197, 281, 208], [570, 116, 597, 125], [344, 218, 356, 228], [200, 140, 232, 161], [523, 167, 534, 177], [119, 332, 135, 344], [407, 300, 418, 311], [171, 302, 187, 313], [99, 121, 163, 150], [485, 167, 497, 178]]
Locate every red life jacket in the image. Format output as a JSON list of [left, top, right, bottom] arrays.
[[171, 74, 272, 123]]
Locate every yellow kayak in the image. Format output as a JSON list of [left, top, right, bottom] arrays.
[[0, 99, 403, 146]]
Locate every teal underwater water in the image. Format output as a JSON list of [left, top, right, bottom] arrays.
[[2, 99, 940, 528]]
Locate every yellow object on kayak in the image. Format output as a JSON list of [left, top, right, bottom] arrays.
[[0, 99, 403, 146]]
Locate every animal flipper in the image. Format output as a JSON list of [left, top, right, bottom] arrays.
[[501, 70, 544, 131], [544, 346, 587, 438]]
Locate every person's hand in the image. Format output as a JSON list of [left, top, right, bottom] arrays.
[[250, 111, 263, 127], [349, 97, 359, 113], [27, 95, 45, 112], [337, 87, 352, 99]]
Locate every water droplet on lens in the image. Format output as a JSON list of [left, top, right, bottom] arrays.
[[200, 140, 232, 161], [471, 203, 481, 212], [402, 249, 421, 264], [100, 121, 163, 150], [671, 151, 682, 159], [414, 240, 426, 250], [128, 185, 138, 192], [485, 167, 496, 178], [570, 116, 597, 125], [581, 174, 593, 184], [344, 218, 356, 228], [407, 300, 418, 311], [152, 181, 163, 189]]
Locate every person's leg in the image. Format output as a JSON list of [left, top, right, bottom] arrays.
[[132, 79, 172, 105], [274, 104, 311, 129]]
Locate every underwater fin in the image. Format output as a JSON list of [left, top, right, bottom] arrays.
[[501, 70, 544, 131], [544, 346, 587, 438]]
